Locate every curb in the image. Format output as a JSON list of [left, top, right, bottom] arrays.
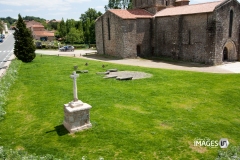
[[0, 54, 16, 79]]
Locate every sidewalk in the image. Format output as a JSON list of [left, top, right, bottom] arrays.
[[0, 54, 15, 78]]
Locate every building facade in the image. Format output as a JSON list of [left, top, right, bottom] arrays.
[[25, 20, 55, 41], [96, 0, 240, 65]]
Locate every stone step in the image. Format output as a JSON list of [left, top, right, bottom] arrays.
[[116, 76, 133, 80], [107, 69, 118, 72]]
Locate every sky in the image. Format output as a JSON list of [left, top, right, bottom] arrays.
[[0, 0, 238, 21]]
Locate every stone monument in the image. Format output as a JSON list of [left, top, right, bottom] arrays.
[[63, 71, 92, 133]]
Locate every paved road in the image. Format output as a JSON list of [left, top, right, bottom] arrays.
[[0, 31, 14, 69]]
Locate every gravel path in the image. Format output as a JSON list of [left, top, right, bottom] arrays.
[[36, 50, 240, 74]]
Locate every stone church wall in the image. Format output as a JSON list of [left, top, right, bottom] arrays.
[[96, 12, 126, 58], [95, 17, 104, 54], [136, 18, 152, 57], [121, 19, 137, 58], [214, 0, 240, 64], [154, 13, 216, 64], [96, 12, 139, 58]]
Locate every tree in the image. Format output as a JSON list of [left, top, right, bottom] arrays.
[[57, 18, 67, 38], [66, 19, 75, 34], [13, 14, 36, 63], [84, 18, 90, 46], [105, 0, 132, 10], [66, 27, 84, 44], [0, 17, 17, 26], [80, 8, 102, 44], [47, 20, 59, 31], [0, 21, 3, 34]]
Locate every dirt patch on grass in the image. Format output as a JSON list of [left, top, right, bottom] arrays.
[[154, 120, 173, 130], [115, 104, 149, 114], [188, 141, 207, 153]]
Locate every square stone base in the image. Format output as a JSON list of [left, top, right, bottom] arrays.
[[63, 101, 92, 133], [63, 121, 92, 133]]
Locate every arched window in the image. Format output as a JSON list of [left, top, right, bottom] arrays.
[[107, 18, 111, 40], [229, 10, 233, 37]]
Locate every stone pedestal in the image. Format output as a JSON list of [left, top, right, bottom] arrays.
[[63, 100, 92, 133]]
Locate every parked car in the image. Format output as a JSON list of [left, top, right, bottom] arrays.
[[0, 34, 5, 39], [0, 38, 3, 43], [59, 45, 74, 52]]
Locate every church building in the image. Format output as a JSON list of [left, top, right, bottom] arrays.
[[95, 0, 240, 65]]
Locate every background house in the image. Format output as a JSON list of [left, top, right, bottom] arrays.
[[25, 20, 55, 41]]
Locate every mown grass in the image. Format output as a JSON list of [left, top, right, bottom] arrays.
[[0, 55, 240, 159]]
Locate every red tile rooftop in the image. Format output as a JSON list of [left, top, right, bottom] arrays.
[[31, 25, 44, 28], [109, 9, 153, 19], [33, 31, 54, 37], [155, 1, 222, 17]]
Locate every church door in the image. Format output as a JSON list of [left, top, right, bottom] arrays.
[[223, 47, 228, 61], [137, 45, 141, 57]]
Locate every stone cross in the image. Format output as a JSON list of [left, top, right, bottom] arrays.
[[70, 71, 79, 102]]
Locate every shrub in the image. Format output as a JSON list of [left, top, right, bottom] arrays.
[[0, 59, 21, 120], [0, 146, 69, 160], [216, 145, 240, 159]]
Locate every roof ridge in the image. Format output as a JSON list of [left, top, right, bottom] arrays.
[[171, 0, 222, 8], [188, 0, 222, 6]]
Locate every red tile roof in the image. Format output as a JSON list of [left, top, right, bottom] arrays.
[[33, 31, 55, 37], [31, 25, 44, 28], [109, 9, 153, 19], [155, 1, 222, 17], [25, 20, 42, 28]]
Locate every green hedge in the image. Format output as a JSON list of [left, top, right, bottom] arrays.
[[0, 146, 69, 160], [216, 145, 240, 159], [0, 59, 21, 120]]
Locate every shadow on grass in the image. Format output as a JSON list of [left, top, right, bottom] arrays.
[[45, 125, 69, 136]]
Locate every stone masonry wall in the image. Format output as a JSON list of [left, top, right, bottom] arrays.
[[122, 19, 137, 58], [154, 13, 216, 64], [136, 18, 152, 57], [95, 17, 104, 54], [96, 11, 125, 58], [96, 11, 138, 58], [214, 0, 240, 64]]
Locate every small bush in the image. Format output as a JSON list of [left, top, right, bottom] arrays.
[[0, 146, 69, 160], [42, 44, 46, 49], [216, 145, 240, 160], [73, 44, 88, 49], [89, 44, 96, 48], [0, 59, 21, 120]]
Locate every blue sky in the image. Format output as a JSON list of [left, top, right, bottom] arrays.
[[0, 0, 238, 20]]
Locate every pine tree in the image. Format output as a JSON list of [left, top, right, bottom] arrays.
[[14, 14, 36, 63]]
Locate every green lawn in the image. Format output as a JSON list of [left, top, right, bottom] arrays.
[[0, 55, 240, 159]]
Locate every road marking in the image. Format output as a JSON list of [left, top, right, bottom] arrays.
[[0, 49, 13, 67]]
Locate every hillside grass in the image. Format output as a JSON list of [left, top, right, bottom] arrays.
[[0, 55, 240, 159]]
